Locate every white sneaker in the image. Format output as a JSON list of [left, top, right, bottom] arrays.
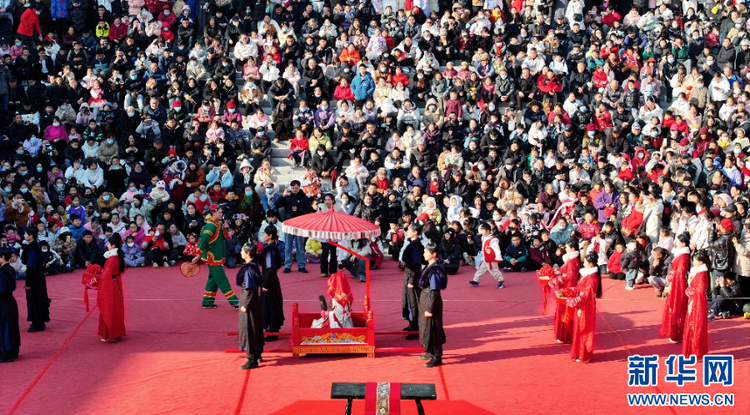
[[635, 273, 645, 284], [625, 284, 634, 290]]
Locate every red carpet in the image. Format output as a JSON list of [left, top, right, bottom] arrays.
[[269, 400, 496, 414], [2, 260, 748, 415]]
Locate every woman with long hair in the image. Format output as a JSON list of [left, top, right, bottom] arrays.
[[236, 242, 264, 370], [683, 250, 710, 359], [98, 233, 126, 342], [660, 233, 691, 343], [569, 252, 602, 363]]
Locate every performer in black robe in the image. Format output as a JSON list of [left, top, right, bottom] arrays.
[[236, 243, 265, 370], [22, 229, 50, 332], [402, 223, 424, 339], [0, 250, 21, 362], [260, 226, 284, 342], [419, 242, 447, 368]]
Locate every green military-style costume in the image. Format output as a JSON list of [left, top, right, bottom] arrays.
[[196, 218, 239, 307]]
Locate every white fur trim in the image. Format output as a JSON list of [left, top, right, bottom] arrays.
[[563, 251, 579, 261], [672, 246, 691, 257], [103, 248, 119, 259], [689, 263, 707, 276], [580, 267, 598, 277]]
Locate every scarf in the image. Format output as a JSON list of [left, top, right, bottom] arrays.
[[241, 192, 254, 210]]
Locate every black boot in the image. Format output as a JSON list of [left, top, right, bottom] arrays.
[[240, 359, 259, 370], [424, 357, 442, 367]]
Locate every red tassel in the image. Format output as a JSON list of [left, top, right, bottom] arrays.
[[542, 284, 550, 316], [84, 287, 90, 312]]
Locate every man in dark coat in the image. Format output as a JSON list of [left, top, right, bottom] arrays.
[[418, 242, 447, 367], [277, 180, 311, 273], [402, 223, 423, 339], [22, 229, 50, 332], [0, 250, 21, 362], [260, 227, 284, 342], [237, 244, 264, 369]]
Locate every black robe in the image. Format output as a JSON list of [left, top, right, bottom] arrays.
[[22, 242, 50, 328], [401, 238, 423, 329], [236, 262, 264, 361], [260, 244, 284, 332], [418, 262, 447, 355], [0, 264, 20, 360]]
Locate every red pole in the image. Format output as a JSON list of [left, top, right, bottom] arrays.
[[329, 241, 370, 300]]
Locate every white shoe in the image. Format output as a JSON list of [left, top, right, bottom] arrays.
[[635, 272, 645, 284], [625, 284, 634, 290]]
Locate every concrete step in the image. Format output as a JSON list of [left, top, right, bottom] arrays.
[[270, 156, 295, 167]]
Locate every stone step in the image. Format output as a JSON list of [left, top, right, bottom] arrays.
[[270, 156, 295, 167]]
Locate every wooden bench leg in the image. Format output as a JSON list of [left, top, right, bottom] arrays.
[[415, 399, 425, 415], [344, 398, 353, 415]]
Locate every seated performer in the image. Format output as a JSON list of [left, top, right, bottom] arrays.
[[312, 272, 354, 329]]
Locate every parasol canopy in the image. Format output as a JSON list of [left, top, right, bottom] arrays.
[[282, 210, 381, 241]]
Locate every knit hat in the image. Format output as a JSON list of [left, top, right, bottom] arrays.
[[156, 180, 166, 188], [721, 218, 735, 232], [227, 99, 236, 109], [586, 123, 596, 131], [173, 100, 182, 108]]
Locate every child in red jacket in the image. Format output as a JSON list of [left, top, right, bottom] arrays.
[[607, 242, 626, 280]]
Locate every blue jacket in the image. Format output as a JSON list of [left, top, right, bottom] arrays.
[[261, 192, 282, 211], [504, 242, 529, 263], [68, 223, 85, 244], [206, 169, 234, 189], [550, 224, 574, 247], [351, 72, 375, 100]]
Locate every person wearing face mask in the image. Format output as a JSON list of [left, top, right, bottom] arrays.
[[96, 135, 120, 164]]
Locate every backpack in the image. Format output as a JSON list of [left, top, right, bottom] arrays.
[[369, 242, 384, 269]]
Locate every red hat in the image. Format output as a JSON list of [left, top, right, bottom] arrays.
[[721, 218, 735, 232], [679, 138, 690, 146], [699, 128, 708, 135], [167, 149, 177, 157], [586, 123, 596, 131], [417, 213, 429, 221], [227, 99, 236, 109], [172, 100, 182, 108]]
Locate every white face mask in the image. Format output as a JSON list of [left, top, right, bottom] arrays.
[[127, 242, 134, 247]]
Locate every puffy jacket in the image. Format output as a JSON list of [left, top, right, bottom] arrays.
[[709, 231, 735, 272], [495, 77, 516, 96], [351, 72, 376, 101], [353, 200, 384, 224]]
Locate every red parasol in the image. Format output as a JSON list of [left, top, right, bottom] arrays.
[[282, 210, 381, 241], [282, 210, 381, 299]]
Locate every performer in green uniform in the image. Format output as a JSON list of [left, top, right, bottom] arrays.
[[193, 204, 239, 309]]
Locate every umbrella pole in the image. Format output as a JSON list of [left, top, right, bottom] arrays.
[[330, 241, 370, 301]]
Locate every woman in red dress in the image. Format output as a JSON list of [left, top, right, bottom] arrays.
[[683, 251, 709, 359], [545, 239, 580, 344], [569, 252, 602, 363], [660, 234, 691, 343], [98, 234, 126, 342]]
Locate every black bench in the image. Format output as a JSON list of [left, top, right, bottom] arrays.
[[331, 382, 437, 415]]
